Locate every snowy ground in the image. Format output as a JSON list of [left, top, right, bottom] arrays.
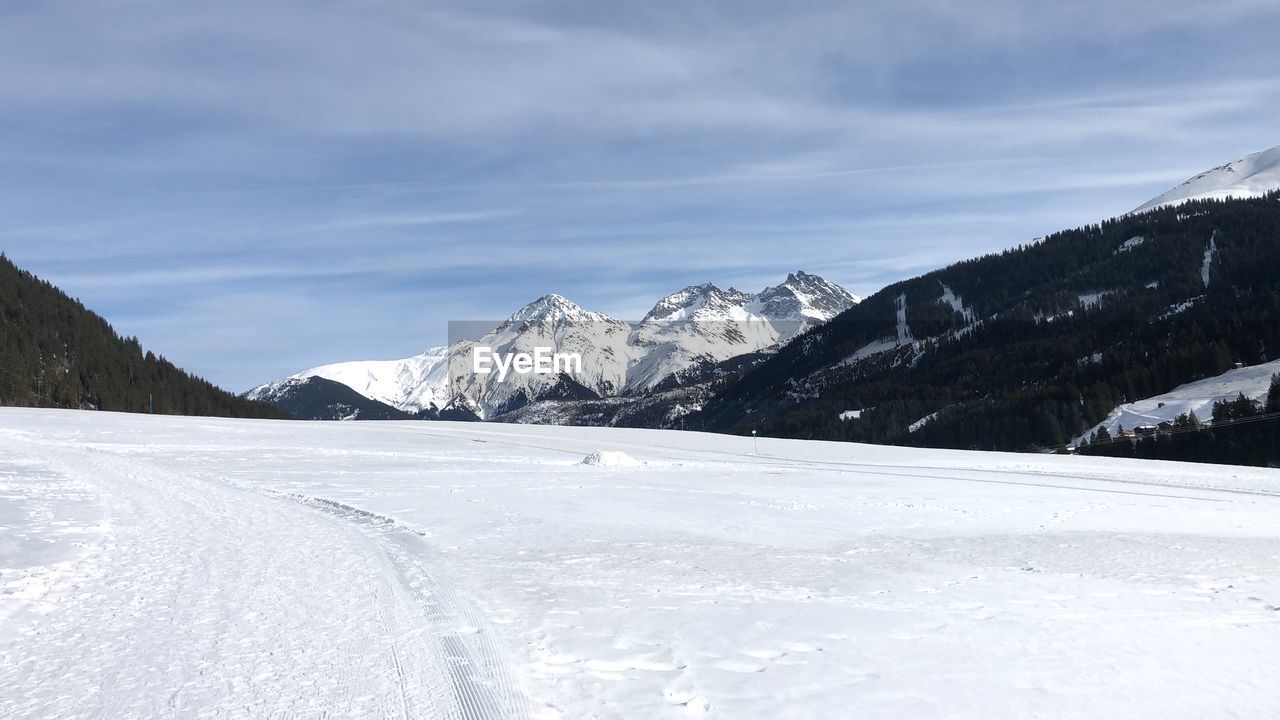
[[2, 409, 1280, 719]]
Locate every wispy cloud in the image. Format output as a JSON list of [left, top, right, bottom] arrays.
[[302, 209, 515, 232]]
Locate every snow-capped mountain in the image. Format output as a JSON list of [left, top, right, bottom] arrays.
[[1132, 144, 1280, 214], [449, 294, 636, 416], [642, 283, 753, 323], [249, 347, 450, 415], [497, 292, 617, 333], [627, 272, 860, 392], [752, 271, 860, 323], [248, 272, 859, 420]]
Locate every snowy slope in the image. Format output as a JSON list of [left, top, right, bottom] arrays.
[[251, 273, 859, 419], [249, 346, 450, 414], [4, 409, 1280, 719], [246, 375, 414, 420], [1079, 358, 1280, 441], [1132, 144, 1280, 213]]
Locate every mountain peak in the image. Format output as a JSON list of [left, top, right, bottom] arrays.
[[642, 272, 858, 324], [510, 293, 584, 317], [643, 283, 748, 322], [499, 293, 612, 333], [531, 292, 575, 306], [755, 271, 861, 321], [1133, 144, 1280, 214]]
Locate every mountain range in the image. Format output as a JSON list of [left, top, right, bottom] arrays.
[[248, 144, 1280, 453], [248, 272, 860, 420]]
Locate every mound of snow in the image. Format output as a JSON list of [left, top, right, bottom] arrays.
[[580, 450, 643, 468]]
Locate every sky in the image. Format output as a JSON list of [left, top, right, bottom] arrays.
[[2, 0, 1279, 391]]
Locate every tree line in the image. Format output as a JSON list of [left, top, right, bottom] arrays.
[[0, 253, 287, 419]]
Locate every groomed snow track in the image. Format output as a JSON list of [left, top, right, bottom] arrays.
[[274, 489, 535, 720], [0, 437, 534, 720]]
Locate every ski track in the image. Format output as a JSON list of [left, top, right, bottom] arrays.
[[276, 489, 534, 720], [0, 438, 533, 720]]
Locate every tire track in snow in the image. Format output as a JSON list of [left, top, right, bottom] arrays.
[[273, 490, 536, 720], [374, 581, 414, 720]]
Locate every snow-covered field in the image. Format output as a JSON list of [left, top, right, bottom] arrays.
[[2, 409, 1280, 719]]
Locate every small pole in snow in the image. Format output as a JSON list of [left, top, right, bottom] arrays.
[[752, 429, 758, 454], [149, 393, 154, 414]]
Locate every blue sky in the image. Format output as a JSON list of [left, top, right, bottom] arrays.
[[2, 0, 1279, 391]]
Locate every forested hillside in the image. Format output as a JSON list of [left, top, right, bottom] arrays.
[[0, 254, 287, 419], [697, 193, 1280, 460]]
